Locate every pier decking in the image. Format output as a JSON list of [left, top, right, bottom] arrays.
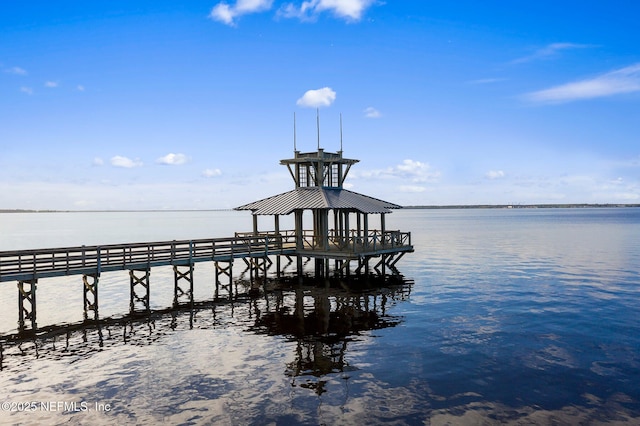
[[0, 235, 290, 283], [0, 230, 411, 283], [0, 228, 412, 335]]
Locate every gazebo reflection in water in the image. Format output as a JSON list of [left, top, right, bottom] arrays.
[[248, 275, 413, 395]]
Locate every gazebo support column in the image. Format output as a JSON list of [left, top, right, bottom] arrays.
[[295, 210, 304, 278], [363, 214, 369, 249], [274, 215, 281, 277]]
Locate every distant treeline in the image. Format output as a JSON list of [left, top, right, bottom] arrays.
[[0, 209, 63, 213], [404, 204, 640, 209], [0, 209, 232, 213], [3, 204, 640, 213]]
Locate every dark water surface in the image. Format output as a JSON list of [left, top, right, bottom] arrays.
[[1, 208, 639, 425]]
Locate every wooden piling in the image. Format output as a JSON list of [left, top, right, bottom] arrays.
[[83, 273, 99, 322], [129, 268, 151, 315], [173, 265, 194, 309], [17, 279, 37, 333]]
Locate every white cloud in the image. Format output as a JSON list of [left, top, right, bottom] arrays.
[[73, 199, 95, 208], [6, 66, 27, 75], [211, 3, 234, 24], [512, 42, 593, 64], [352, 159, 441, 184], [468, 78, 505, 85], [157, 153, 189, 165], [20, 86, 33, 95], [486, 170, 505, 179], [523, 63, 640, 104], [210, 0, 273, 26], [280, 0, 375, 21], [203, 168, 223, 178], [44, 81, 58, 88], [111, 156, 143, 168], [296, 87, 336, 107], [398, 185, 426, 193], [92, 157, 104, 166], [394, 159, 439, 183], [77, 85, 85, 92], [363, 106, 381, 118], [611, 192, 639, 200]]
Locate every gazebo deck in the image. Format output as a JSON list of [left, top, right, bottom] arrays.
[[235, 229, 413, 259]]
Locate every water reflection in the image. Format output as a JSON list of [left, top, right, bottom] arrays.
[[0, 274, 415, 424], [249, 279, 410, 395], [0, 274, 411, 376], [3, 209, 640, 424]]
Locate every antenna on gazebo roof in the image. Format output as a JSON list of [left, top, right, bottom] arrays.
[[316, 108, 320, 150], [340, 113, 343, 152], [293, 112, 297, 152]]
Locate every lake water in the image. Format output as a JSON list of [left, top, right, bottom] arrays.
[[1, 208, 639, 425]]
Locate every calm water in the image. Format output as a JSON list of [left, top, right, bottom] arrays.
[[1, 208, 639, 425]]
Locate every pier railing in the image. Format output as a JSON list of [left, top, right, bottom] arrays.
[[0, 229, 412, 283], [1, 229, 413, 334], [0, 235, 293, 283], [235, 229, 412, 253]]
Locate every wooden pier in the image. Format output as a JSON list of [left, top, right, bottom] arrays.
[[1, 139, 414, 335], [0, 229, 412, 334]]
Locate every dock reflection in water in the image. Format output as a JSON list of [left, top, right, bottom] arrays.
[[251, 277, 410, 396], [0, 274, 413, 425]]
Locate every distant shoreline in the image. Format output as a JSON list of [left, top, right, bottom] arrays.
[[0, 209, 234, 213], [403, 203, 640, 210], [2, 204, 640, 213]]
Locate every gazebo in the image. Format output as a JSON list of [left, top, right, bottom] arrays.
[[235, 148, 413, 277]]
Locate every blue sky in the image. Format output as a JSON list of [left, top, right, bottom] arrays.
[[1, 1, 639, 210]]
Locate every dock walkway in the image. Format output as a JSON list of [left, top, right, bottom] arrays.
[[0, 230, 412, 283], [0, 235, 291, 283], [0, 230, 412, 334]]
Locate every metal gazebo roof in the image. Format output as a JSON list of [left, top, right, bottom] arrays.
[[235, 187, 402, 215]]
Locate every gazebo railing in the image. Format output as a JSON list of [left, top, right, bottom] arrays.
[[234, 229, 412, 254]]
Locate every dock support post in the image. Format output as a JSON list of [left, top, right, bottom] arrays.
[[356, 256, 370, 275], [17, 279, 37, 333], [83, 274, 99, 321], [276, 255, 281, 278], [173, 264, 194, 308], [215, 260, 233, 300], [334, 259, 350, 277], [296, 256, 303, 276], [129, 269, 151, 315], [385, 252, 404, 275], [315, 258, 325, 278], [374, 255, 387, 276], [276, 255, 293, 278], [248, 256, 271, 282]]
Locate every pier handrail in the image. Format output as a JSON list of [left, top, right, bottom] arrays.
[[246, 229, 412, 253], [0, 235, 292, 283], [0, 229, 412, 283]]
